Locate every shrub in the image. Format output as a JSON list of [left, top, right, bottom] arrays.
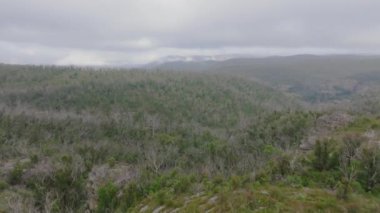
[[313, 140, 330, 171], [28, 157, 87, 212], [30, 154, 39, 164], [351, 181, 365, 194], [120, 182, 144, 211], [336, 180, 352, 200], [107, 157, 116, 168], [301, 170, 340, 188], [52, 166, 86, 211], [173, 175, 193, 193], [154, 190, 169, 205], [274, 154, 291, 178], [284, 175, 303, 188], [8, 162, 24, 185], [229, 175, 244, 190], [0, 180, 8, 191], [97, 182, 118, 213]]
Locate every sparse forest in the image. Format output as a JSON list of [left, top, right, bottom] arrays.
[[1, 63, 380, 212]]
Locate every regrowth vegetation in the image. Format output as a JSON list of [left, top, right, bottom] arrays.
[[0, 64, 380, 212]]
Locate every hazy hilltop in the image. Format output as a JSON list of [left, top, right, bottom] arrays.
[[152, 55, 380, 80], [152, 55, 380, 103]]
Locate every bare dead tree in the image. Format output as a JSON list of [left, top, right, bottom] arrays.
[[338, 134, 363, 199]]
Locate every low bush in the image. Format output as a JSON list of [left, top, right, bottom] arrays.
[[8, 162, 24, 185], [97, 182, 118, 213]]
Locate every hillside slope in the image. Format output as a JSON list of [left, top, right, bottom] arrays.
[[0, 64, 297, 128], [1, 64, 380, 212], [152, 55, 380, 103], [0, 64, 305, 212]]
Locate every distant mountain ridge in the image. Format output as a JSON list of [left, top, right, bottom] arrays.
[[145, 54, 254, 67], [148, 54, 380, 103]]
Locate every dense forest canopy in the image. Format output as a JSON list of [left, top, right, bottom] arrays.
[[0, 62, 380, 212]]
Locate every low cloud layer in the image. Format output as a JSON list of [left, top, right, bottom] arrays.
[[1, 0, 380, 65]]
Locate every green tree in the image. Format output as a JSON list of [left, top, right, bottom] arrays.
[[97, 182, 118, 213], [313, 140, 330, 171], [358, 144, 380, 192]]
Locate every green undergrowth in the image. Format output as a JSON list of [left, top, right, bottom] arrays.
[[343, 117, 380, 133], [128, 178, 380, 213]]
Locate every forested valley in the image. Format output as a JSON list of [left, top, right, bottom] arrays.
[[1, 61, 380, 212]]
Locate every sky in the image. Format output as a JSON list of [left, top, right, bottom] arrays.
[[1, 0, 380, 66]]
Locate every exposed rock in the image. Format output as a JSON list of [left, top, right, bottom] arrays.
[[152, 206, 165, 213], [205, 207, 215, 213], [140, 205, 149, 212], [170, 208, 180, 213], [207, 196, 218, 205]]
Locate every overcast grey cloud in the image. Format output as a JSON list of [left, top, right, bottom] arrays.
[[1, 0, 380, 65]]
